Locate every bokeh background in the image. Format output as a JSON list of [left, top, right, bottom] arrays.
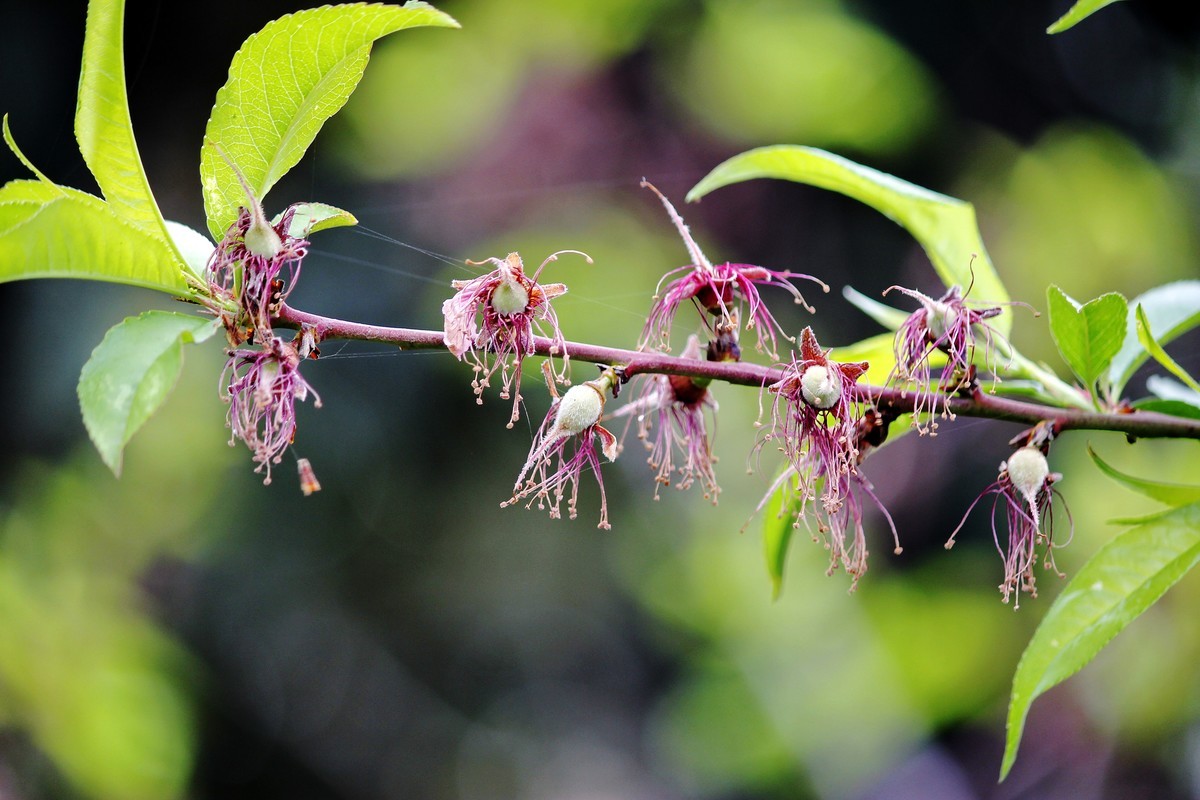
[[3, 0, 1200, 797]]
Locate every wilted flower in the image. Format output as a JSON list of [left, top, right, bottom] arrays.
[[759, 327, 899, 586], [443, 251, 588, 427], [207, 202, 309, 342], [221, 335, 321, 486], [503, 366, 620, 528], [947, 445, 1071, 608], [614, 336, 720, 502], [640, 180, 827, 358], [884, 283, 1005, 434]]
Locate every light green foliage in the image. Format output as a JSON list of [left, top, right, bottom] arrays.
[[1107, 281, 1200, 397], [1002, 501, 1200, 779], [200, 1, 459, 240], [617, 519, 924, 797], [1047, 0, 1126, 33], [672, 2, 936, 156], [1135, 304, 1200, 394], [2, 0, 192, 295], [981, 127, 1195, 352], [761, 472, 796, 600], [1087, 446, 1200, 507], [78, 311, 218, 475], [0, 363, 231, 800], [339, 0, 655, 178], [0, 179, 189, 294], [278, 202, 359, 237], [1045, 286, 1127, 391], [75, 0, 168, 234], [688, 146, 1012, 336], [842, 286, 912, 331]]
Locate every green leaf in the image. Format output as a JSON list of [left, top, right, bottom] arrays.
[[1045, 286, 1127, 388], [687, 145, 1011, 335], [0, 180, 188, 294], [761, 469, 798, 600], [77, 311, 218, 475], [74, 0, 165, 234], [1136, 304, 1200, 394], [200, 1, 459, 240], [275, 202, 358, 237], [1001, 501, 1200, 780], [1131, 398, 1200, 421], [1047, 0, 1125, 34], [1087, 446, 1200, 507], [842, 285, 911, 330], [1107, 281, 1200, 397]]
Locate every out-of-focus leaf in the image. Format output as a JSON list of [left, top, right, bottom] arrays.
[[1088, 446, 1200, 507], [832, 331, 909, 388], [1045, 286, 1127, 388], [1136, 304, 1200, 394], [78, 311, 218, 475], [1047, 0, 1125, 34], [1107, 281, 1200, 396], [74, 0, 165, 233], [1145, 376, 1200, 409], [201, 1, 459, 239], [688, 146, 1010, 334], [842, 285, 910, 330], [762, 469, 796, 600], [1133, 397, 1200, 421], [0, 180, 188, 294], [276, 202, 359, 237], [1001, 501, 1200, 780]]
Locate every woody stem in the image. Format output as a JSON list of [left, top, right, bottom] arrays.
[[276, 303, 1200, 441]]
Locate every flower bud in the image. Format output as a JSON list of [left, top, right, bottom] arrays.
[[1005, 446, 1049, 507], [800, 364, 841, 409]]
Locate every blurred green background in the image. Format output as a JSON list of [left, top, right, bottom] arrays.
[[2, 0, 1200, 797]]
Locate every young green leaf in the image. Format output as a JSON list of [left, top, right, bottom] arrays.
[[78, 311, 219, 475], [0, 180, 188, 294], [1087, 446, 1200, 507], [1131, 398, 1200, 421], [762, 470, 796, 600], [275, 202, 359, 238], [75, 0, 166, 234], [686, 145, 1011, 335], [200, 1, 459, 240], [1136, 304, 1200, 394], [1045, 286, 1127, 389], [1107, 281, 1200, 397], [1047, 0, 1125, 34], [842, 285, 911, 331], [1001, 501, 1200, 780]]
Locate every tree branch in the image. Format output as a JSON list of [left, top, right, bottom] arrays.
[[276, 303, 1200, 441]]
